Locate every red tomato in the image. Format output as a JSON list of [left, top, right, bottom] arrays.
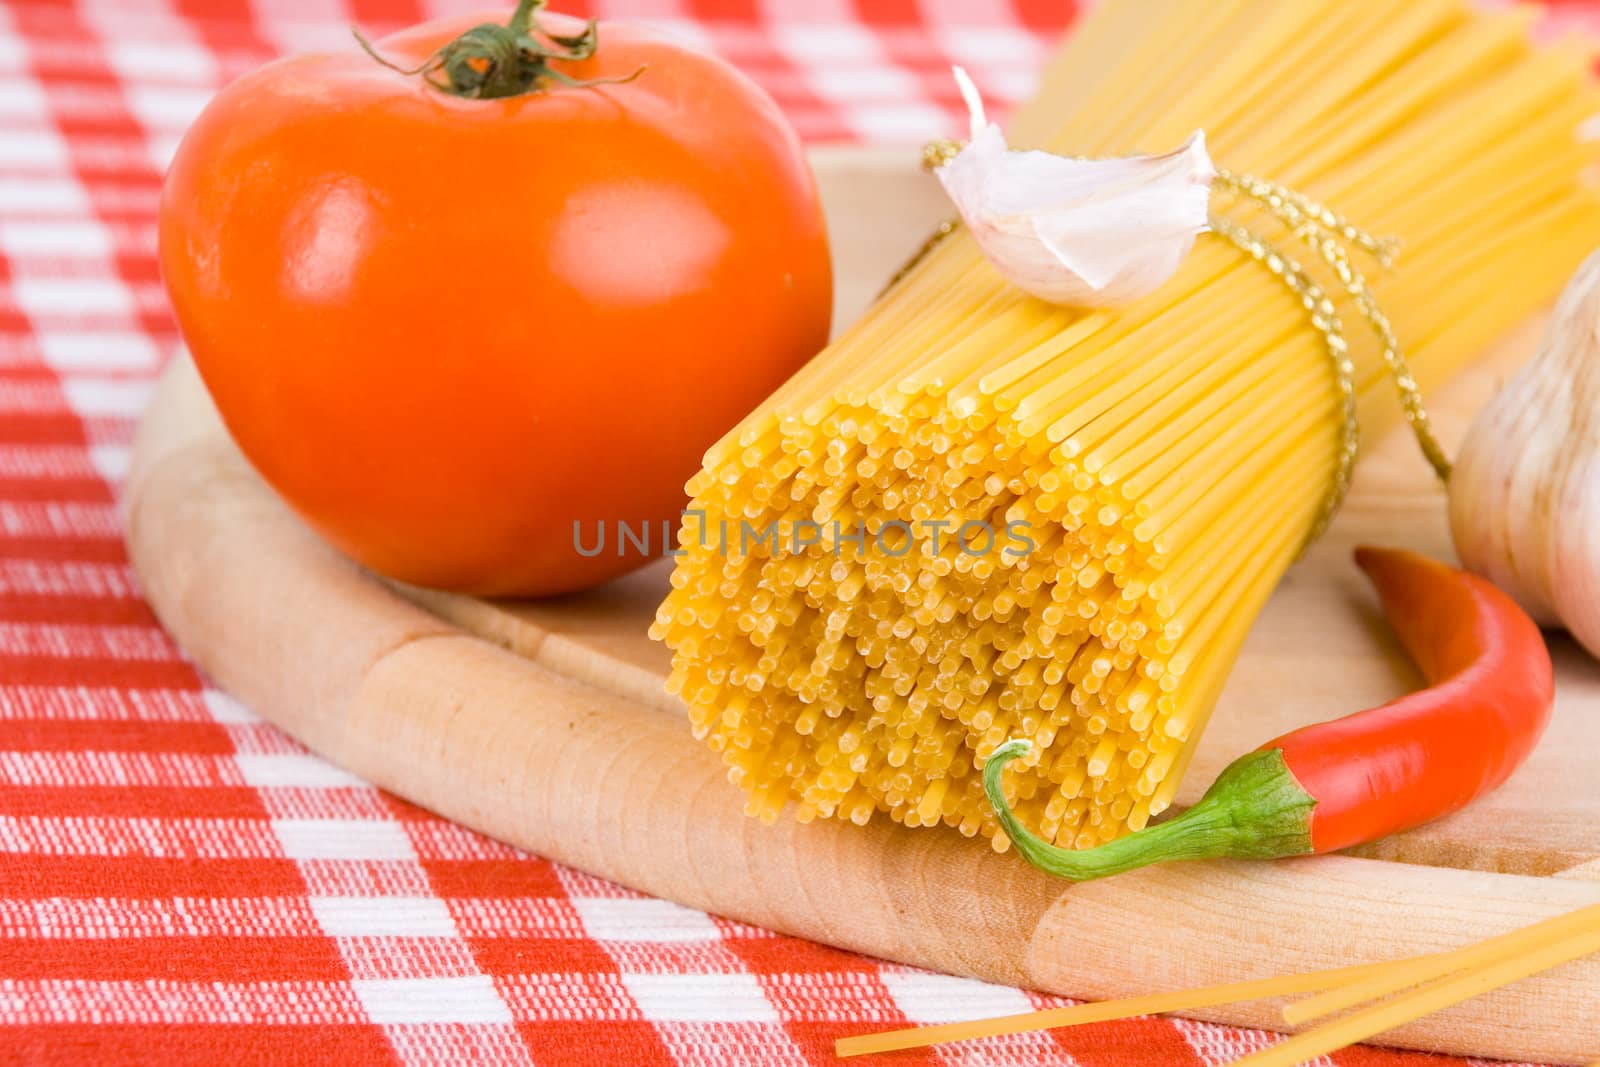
[[159, 8, 831, 597]]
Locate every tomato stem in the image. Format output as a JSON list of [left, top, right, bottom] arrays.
[[353, 0, 645, 100]]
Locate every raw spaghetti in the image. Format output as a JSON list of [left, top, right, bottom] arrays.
[[652, 0, 1600, 849]]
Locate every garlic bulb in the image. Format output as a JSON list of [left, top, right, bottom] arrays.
[[1450, 248, 1600, 654], [932, 67, 1215, 307]]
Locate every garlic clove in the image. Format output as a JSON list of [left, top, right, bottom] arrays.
[[1450, 248, 1600, 655], [932, 66, 1216, 307]]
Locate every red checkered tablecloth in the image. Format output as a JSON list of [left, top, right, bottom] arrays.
[[0, 1, 1591, 1064]]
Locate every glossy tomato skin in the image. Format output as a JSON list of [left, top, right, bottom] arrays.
[[160, 13, 831, 596]]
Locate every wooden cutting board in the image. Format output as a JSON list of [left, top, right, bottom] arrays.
[[125, 148, 1600, 1064]]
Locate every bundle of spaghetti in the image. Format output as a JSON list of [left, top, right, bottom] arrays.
[[652, 0, 1600, 849]]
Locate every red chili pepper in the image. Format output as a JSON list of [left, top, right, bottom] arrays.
[[984, 546, 1555, 880]]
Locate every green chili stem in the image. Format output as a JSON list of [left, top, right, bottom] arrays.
[[983, 740, 1317, 881]]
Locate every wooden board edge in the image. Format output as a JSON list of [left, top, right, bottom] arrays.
[[390, 582, 684, 717], [123, 352, 1600, 1063]]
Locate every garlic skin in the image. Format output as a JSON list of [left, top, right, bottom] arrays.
[[1450, 248, 1600, 654], [933, 67, 1216, 307]]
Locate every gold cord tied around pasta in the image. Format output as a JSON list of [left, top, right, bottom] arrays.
[[911, 140, 1453, 547], [655, 0, 1600, 855]]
